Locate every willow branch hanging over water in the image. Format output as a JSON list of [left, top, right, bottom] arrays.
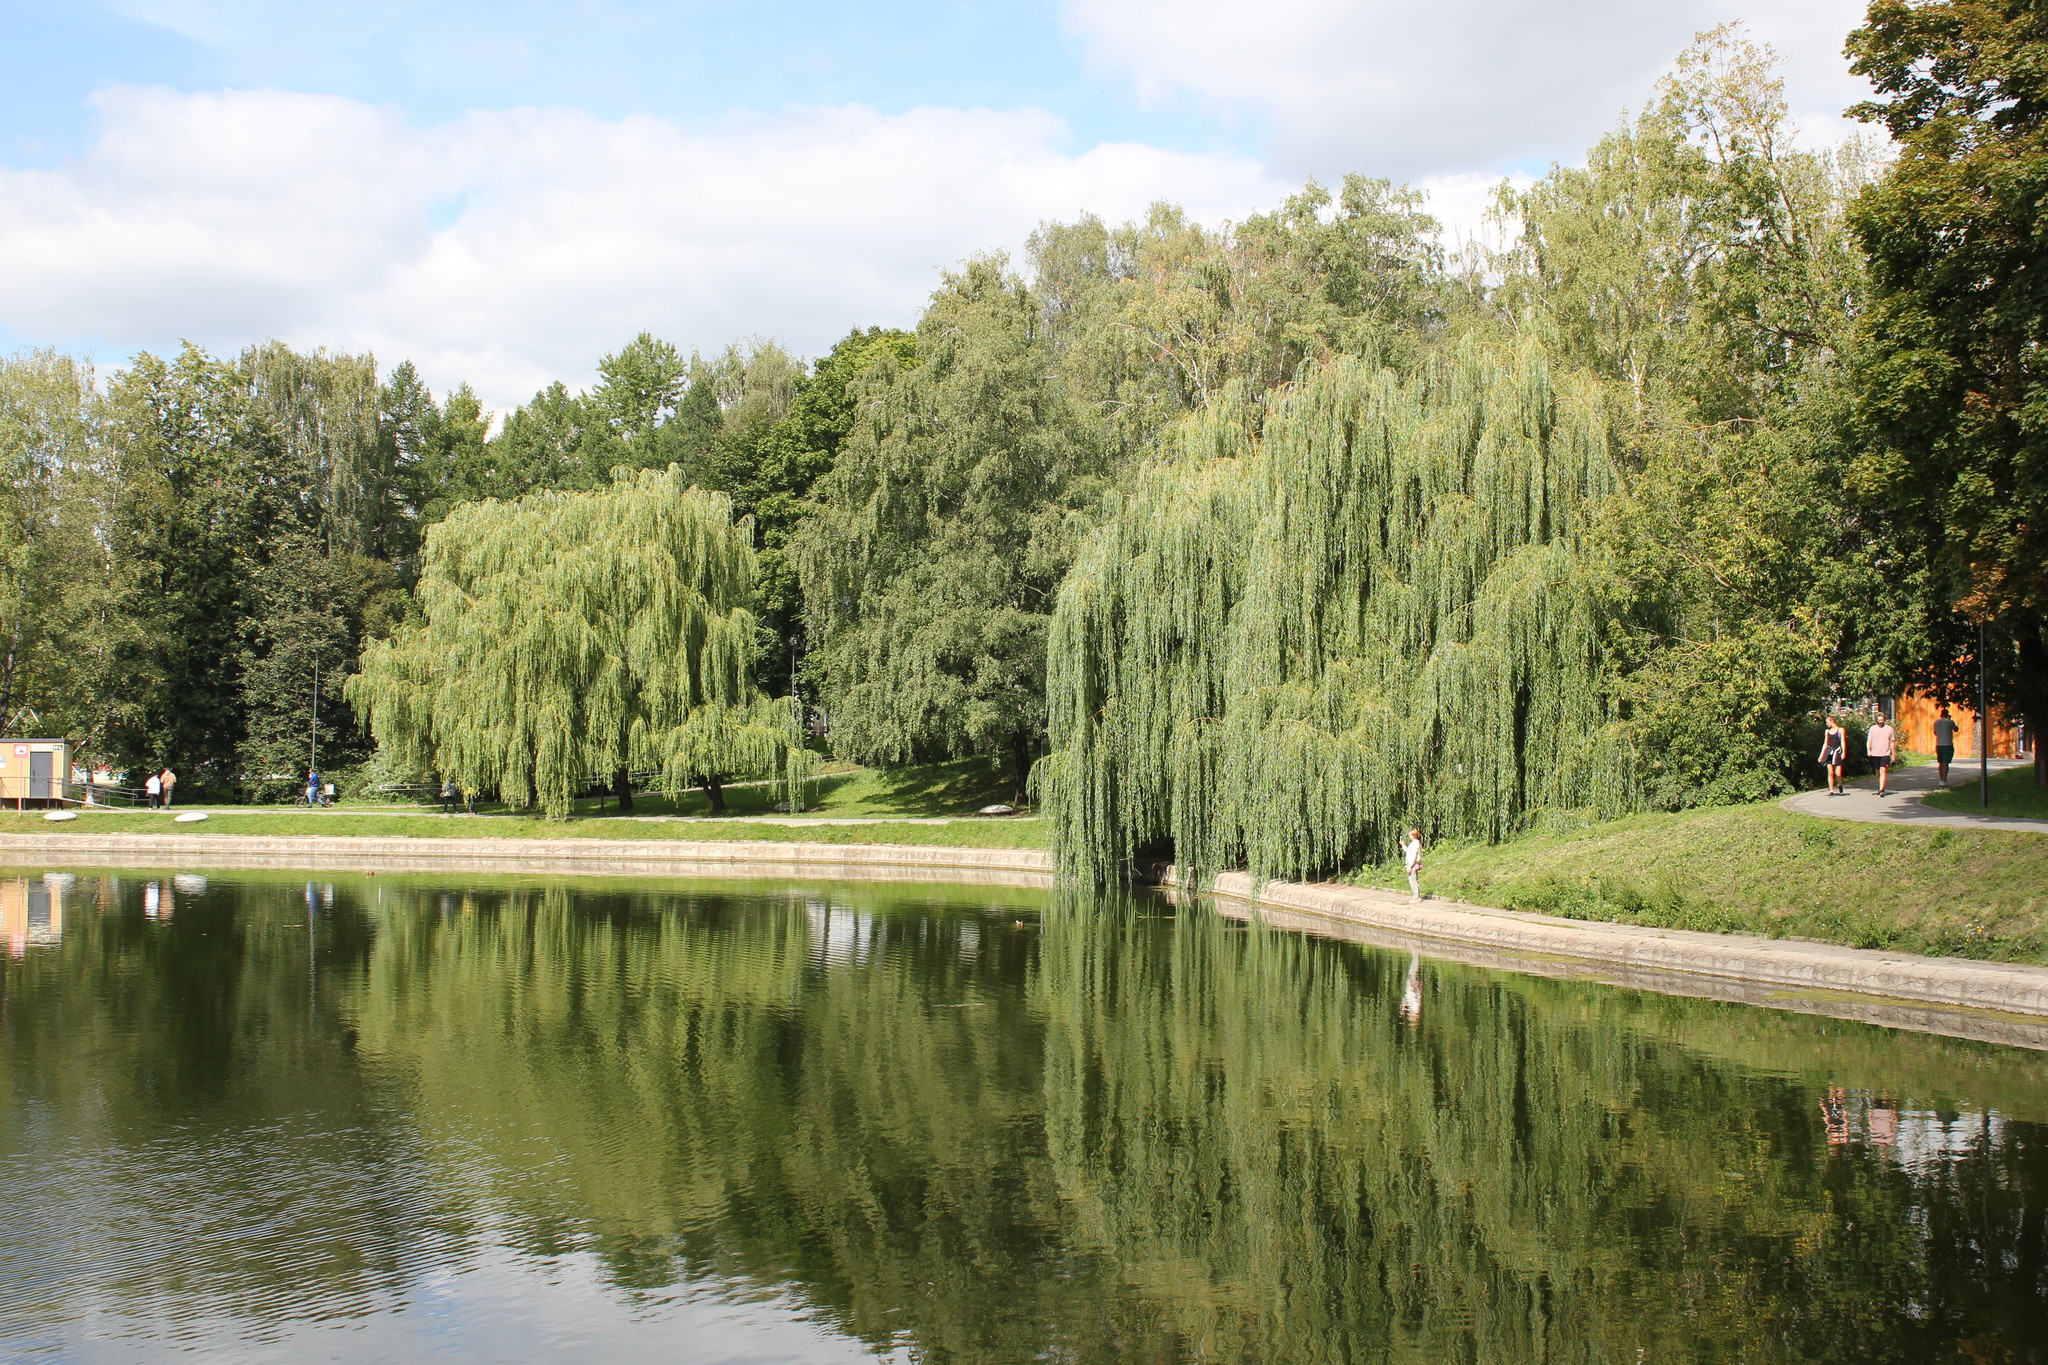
[[1041, 341, 1640, 888], [348, 466, 803, 816]]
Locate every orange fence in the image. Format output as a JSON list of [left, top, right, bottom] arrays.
[[1893, 690, 2028, 758]]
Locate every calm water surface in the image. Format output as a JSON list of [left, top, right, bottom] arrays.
[[1, 868, 2045, 1363]]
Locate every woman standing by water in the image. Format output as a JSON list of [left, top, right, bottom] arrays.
[[1819, 715, 1848, 795]]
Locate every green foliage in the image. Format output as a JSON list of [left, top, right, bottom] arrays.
[[1028, 177, 1442, 460], [104, 344, 294, 780], [1848, 0, 2048, 780], [236, 531, 403, 800], [349, 466, 800, 816], [798, 259, 1106, 785], [1491, 25, 1889, 812], [1043, 341, 1632, 887], [237, 341, 388, 556], [0, 350, 100, 736], [733, 328, 914, 693], [1505, 25, 1874, 421]]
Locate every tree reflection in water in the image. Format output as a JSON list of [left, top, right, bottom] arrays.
[[1, 871, 2044, 1362]]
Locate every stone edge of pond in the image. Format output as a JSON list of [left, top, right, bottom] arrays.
[[7, 832, 2047, 1031], [0, 832, 1054, 888], [1177, 867, 2048, 1024]]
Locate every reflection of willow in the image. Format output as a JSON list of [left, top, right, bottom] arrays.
[[1033, 909, 2048, 1363], [349, 884, 2048, 1362], [10, 874, 2047, 1360], [351, 881, 1142, 1360]]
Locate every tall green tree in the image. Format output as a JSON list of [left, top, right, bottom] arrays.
[[237, 341, 388, 556], [734, 327, 914, 695], [349, 466, 798, 815], [236, 531, 403, 798], [582, 332, 710, 481], [105, 344, 291, 782], [1029, 177, 1442, 463], [1849, 0, 2048, 784], [0, 351, 97, 732], [1042, 342, 1628, 888], [1500, 27, 1889, 804], [797, 260, 1105, 793]]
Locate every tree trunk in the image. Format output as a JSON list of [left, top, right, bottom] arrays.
[[700, 774, 726, 812], [1012, 732, 1034, 805], [613, 764, 634, 811]]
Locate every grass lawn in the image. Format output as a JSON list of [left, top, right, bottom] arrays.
[[0, 757, 1043, 849], [1923, 763, 2048, 821], [1350, 801, 2048, 964]]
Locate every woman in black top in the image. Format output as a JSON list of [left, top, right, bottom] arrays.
[[1819, 715, 1847, 794]]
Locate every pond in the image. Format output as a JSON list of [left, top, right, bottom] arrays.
[[1, 868, 2044, 1362]]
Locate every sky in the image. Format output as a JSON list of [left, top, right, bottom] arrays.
[[0, 0, 1876, 409]]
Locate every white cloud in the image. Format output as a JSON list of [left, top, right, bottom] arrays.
[[1059, 0, 1875, 179], [0, 85, 1285, 407]]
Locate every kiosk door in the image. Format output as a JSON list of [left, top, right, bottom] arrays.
[[29, 751, 51, 800]]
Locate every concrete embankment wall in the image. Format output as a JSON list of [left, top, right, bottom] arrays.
[[0, 832, 1055, 888], [6, 833, 2048, 1041]]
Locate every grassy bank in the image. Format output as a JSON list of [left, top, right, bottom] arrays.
[[1352, 801, 2048, 963], [1923, 764, 2048, 820], [1, 757, 1040, 849]]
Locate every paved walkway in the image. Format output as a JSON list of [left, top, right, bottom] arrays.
[[1781, 756, 2047, 834]]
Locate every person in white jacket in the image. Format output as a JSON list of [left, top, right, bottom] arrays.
[[1402, 828, 1424, 904]]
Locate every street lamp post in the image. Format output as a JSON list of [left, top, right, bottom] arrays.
[[310, 655, 321, 775], [1979, 619, 1989, 809]]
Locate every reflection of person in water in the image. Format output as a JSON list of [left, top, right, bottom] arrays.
[[1821, 1086, 1852, 1146], [1400, 952, 1423, 1027]]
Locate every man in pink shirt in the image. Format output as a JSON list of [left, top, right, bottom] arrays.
[[1866, 713, 1898, 795]]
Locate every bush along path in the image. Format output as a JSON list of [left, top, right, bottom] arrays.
[[1781, 757, 2047, 834]]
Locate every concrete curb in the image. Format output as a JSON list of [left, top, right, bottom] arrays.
[[1176, 868, 2048, 1019], [0, 832, 1054, 887]]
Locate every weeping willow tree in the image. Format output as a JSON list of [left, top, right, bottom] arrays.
[[348, 466, 802, 816], [1042, 341, 1641, 887]]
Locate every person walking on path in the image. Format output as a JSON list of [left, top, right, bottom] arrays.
[[1819, 716, 1848, 794], [144, 772, 160, 810], [441, 778, 459, 814], [1866, 713, 1898, 796], [1934, 705, 1959, 784], [1402, 828, 1425, 904], [159, 767, 176, 808]]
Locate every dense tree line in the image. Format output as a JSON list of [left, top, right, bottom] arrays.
[[0, 12, 2038, 844]]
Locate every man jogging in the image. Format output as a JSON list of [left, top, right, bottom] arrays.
[[1933, 705, 1958, 784], [1867, 712, 1898, 796]]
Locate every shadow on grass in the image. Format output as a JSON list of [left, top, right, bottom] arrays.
[[559, 755, 1025, 821]]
